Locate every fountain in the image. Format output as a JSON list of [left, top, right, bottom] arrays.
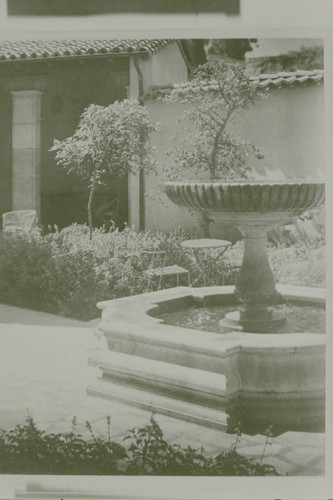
[[88, 179, 325, 435], [165, 180, 325, 333]]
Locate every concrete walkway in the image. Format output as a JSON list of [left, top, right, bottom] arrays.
[[0, 304, 325, 477]]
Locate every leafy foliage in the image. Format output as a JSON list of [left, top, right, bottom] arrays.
[[51, 100, 158, 238], [268, 243, 325, 288], [268, 207, 325, 250], [0, 414, 279, 476], [51, 100, 157, 183], [0, 224, 324, 320], [156, 59, 267, 236], [250, 46, 323, 74], [0, 416, 125, 475], [0, 225, 192, 319], [163, 59, 266, 182]]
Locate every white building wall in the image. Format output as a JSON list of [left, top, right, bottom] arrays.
[[151, 42, 188, 85], [128, 42, 189, 230]]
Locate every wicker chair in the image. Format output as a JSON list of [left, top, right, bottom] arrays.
[[2, 210, 38, 233]]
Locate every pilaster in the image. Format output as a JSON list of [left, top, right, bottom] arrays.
[[11, 90, 42, 216]]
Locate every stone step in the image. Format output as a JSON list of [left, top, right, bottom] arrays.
[[97, 324, 228, 374], [89, 350, 227, 410], [87, 378, 228, 431]]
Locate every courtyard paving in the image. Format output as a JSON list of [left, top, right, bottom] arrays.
[[0, 303, 325, 477]]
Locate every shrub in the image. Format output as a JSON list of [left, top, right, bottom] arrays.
[[268, 243, 325, 288], [0, 224, 324, 320], [0, 226, 194, 319], [0, 233, 54, 312], [0, 415, 279, 476], [0, 416, 125, 475], [268, 207, 325, 250]]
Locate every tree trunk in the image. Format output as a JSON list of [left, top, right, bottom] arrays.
[[210, 106, 234, 179], [87, 183, 96, 241]]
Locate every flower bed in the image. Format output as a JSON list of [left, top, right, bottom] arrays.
[[0, 224, 325, 320], [0, 415, 279, 476]]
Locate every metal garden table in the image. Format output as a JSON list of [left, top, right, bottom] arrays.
[[181, 238, 231, 286]]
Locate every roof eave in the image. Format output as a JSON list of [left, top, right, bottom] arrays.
[[0, 50, 151, 64]]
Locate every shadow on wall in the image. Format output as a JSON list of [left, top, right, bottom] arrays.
[[0, 91, 12, 226], [41, 181, 128, 231]]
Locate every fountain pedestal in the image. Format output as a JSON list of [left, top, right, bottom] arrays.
[[234, 223, 279, 304], [220, 220, 286, 332]]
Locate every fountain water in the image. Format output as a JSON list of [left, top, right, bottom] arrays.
[[88, 180, 325, 434]]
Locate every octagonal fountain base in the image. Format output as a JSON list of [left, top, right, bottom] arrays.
[[88, 285, 325, 435]]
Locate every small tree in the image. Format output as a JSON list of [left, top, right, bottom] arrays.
[[51, 100, 157, 239], [162, 59, 266, 235]]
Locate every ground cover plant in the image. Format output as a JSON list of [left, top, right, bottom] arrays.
[[0, 223, 325, 320], [0, 414, 280, 476]]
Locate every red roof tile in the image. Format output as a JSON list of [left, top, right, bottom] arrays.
[[147, 69, 324, 99], [0, 39, 172, 62], [249, 70, 324, 88]]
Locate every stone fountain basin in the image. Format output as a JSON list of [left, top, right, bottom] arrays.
[[91, 285, 325, 432], [164, 180, 325, 217]]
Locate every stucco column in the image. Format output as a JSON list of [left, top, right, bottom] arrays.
[[128, 57, 140, 230], [128, 55, 147, 230], [11, 90, 42, 217]]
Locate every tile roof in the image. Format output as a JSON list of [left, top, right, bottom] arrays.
[[147, 69, 324, 98], [250, 70, 324, 88], [0, 39, 172, 62]]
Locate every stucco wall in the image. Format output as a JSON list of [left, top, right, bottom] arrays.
[[229, 84, 324, 180], [128, 41, 189, 230], [145, 100, 195, 233], [145, 82, 324, 234], [151, 42, 188, 86]]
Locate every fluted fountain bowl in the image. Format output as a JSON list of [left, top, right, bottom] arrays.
[[165, 180, 325, 225]]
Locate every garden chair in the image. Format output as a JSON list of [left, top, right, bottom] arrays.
[[142, 248, 190, 292], [2, 210, 38, 234]]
